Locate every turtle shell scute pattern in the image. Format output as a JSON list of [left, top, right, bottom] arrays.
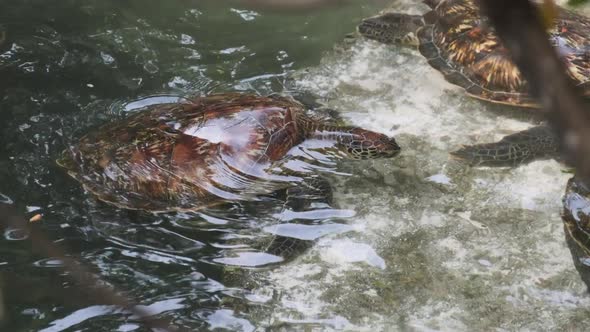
[[419, 0, 590, 107], [60, 94, 308, 212]]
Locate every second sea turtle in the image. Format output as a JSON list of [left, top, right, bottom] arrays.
[[357, 0, 590, 166]]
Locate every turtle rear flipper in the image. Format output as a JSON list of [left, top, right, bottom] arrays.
[[260, 176, 334, 261], [358, 13, 424, 46], [262, 233, 313, 261], [451, 125, 559, 167]]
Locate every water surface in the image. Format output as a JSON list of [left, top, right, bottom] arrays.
[[2, 0, 590, 331]]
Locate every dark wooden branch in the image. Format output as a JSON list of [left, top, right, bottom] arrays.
[[477, 0, 590, 180], [0, 204, 185, 332]]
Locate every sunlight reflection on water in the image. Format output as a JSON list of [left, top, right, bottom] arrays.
[[5, 0, 590, 331]]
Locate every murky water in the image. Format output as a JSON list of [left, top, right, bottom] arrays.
[[2, 0, 590, 331]]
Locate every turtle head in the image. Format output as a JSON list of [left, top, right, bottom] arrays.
[[339, 128, 401, 160], [357, 13, 424, 46]]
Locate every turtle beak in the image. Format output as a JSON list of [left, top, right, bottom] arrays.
[[389, 138, 402, 157], [377, 136, 401, 159]]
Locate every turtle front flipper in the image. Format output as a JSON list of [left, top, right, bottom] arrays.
[[451, 125, 559, 167], [358, 13, 424, 46], [260, 176, 335, 261]]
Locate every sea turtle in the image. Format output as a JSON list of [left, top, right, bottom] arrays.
[[357, 0, 590, 166], [562, 176, 590, 290], [57, 92, 400, 260]]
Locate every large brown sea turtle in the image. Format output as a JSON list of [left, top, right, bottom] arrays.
[[357, 0, 590, 166], [57, 93, 400, 260]]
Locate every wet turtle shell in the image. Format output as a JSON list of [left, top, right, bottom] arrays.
[[58, 93, 308, 212], [562, 176, 590, 290], [359, 0, 590, 107], [58, 93, 400, 213]]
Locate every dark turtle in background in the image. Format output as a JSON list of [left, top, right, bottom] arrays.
[[562, 176, 590, 291], [357, 0, 590, 166], [57, 93, 400, 261]]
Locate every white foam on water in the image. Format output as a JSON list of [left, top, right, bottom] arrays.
[[39, 298, 185, 332], [319, 239, 386, 270], [213, 251, 283, 267], [263, 222, 354, 240], [206, 309, 255, 332], [425, 173, 452, 185], [271, 208, 356, 222], [39, 305, 124, 332]]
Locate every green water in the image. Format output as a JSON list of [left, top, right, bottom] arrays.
[[4, 0, 590, 331], [0, 1, 386, 331]]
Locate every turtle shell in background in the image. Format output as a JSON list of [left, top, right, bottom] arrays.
[[357, 0, 590, 167], [419, 0, 590, 107], [359, 0, 590, 107], [562, 176, 590, 290]]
